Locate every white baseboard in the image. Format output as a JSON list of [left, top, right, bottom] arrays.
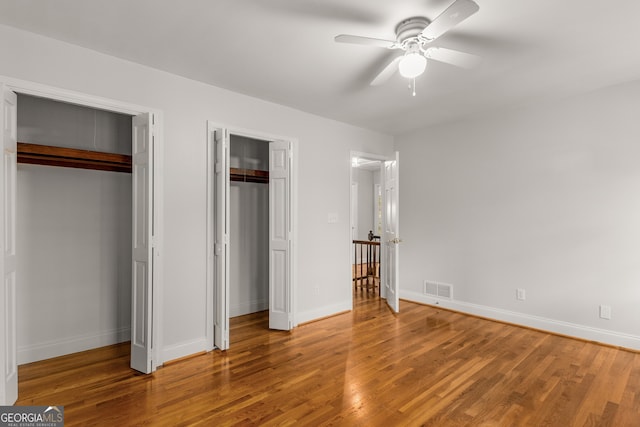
[[18, 327, 131, 365], [161, 337, 209, 364], [401, 290, 640, 351], [229, 298, 268, 318], [296, 301, 352, 326]]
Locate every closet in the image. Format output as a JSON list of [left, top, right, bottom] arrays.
[[16, 94, 132, 364], [228, 134, 269, 317]]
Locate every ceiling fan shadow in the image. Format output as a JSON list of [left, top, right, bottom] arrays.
[[438, 32, 532, 57], [341, 51, 402, 94]]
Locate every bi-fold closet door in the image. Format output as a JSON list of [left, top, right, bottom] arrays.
[[0, 89, 156, 405], [1, 87, 18, 406]]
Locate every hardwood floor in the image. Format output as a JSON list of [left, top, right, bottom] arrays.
[[17, 293, 640, 426]]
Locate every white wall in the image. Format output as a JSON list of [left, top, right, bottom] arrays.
[[0, 24, 394, 362], [353, 168, 374, 241], [397, 79, 640, 349], [229, 135, 269, 317], [16, 96, 132, 363]]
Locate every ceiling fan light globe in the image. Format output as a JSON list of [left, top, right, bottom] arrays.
[[398, 53, 427, 79]]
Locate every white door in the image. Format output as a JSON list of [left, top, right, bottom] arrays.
[[269, 140, 292, 330], [0, 88, 17, 405], [382, 152, 400, 312], [131, 113, 155, 373], [213, 128, 230, 350]]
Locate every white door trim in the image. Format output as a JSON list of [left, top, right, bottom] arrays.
[[206, 122, 298, 349], [0, 75, 164, 368]]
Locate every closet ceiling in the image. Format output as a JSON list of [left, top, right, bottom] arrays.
[[1, 1, 640, 135]]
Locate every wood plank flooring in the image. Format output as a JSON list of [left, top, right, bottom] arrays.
[[17, 293, 640, 426]]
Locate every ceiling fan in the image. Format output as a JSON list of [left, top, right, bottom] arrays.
[[335, 0, 480, 93]]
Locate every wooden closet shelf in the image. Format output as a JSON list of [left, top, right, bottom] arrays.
[[230, 167, 269, 184], [17, 142, 132, 173]]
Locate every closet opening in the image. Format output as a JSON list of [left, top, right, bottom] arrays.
[[207, 123, 294, 351], [228, 134, 270, 324], [2, 83, 158, 404], [16, 94, 133, 368]]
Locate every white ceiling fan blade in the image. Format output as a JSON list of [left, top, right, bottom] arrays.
[[424, 47, 481, 69], [335, 34, 398, 49], [370, 56, 402, 86], [420, 0, 479, 41]]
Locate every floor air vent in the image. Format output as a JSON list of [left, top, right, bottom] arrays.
[[424, 280, 453, 299]]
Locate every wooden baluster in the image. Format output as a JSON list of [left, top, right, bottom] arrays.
[[359, 243, 363, 291], [374, 242, 378, 295], [367, 243, 372, 291], [353, 242, 357, 291]]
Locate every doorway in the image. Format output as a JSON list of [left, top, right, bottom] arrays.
[[349, 151, 400, 313], [206, 123, 295, 351], [351, 156, 382, 297], [0, 80, 162, 405]]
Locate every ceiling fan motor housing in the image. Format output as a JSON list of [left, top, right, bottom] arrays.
[[395, 17, 431, 44]]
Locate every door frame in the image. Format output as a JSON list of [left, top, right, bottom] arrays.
[[349, 150, 396, 308], [0, 76, 164, 370], [205, 122, 298, 351]]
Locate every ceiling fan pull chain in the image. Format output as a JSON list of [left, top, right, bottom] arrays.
[[412, 78, 417, 97]]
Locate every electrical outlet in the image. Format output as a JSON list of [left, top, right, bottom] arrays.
[[516, 288, 526, 301], [599, 305, 611, 320]]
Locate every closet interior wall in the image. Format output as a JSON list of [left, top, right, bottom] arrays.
[[229, 135, 269, 317], [16, 94, 133, 364]]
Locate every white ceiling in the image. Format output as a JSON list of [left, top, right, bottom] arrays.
[[1, 0, 640, 135]]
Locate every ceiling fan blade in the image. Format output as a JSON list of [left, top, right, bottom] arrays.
[[420, 0, 479, 41], [335, 34, 398, 49], [424, 47, 481, 69], [370, 56, 402, 86]]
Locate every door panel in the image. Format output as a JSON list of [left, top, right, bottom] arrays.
[[1, 88, 17, 405], [383, 152, 400, 313], [269, 140, 292, 330], [131, 112, 154, 373], [213, 128, 230, 350]]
